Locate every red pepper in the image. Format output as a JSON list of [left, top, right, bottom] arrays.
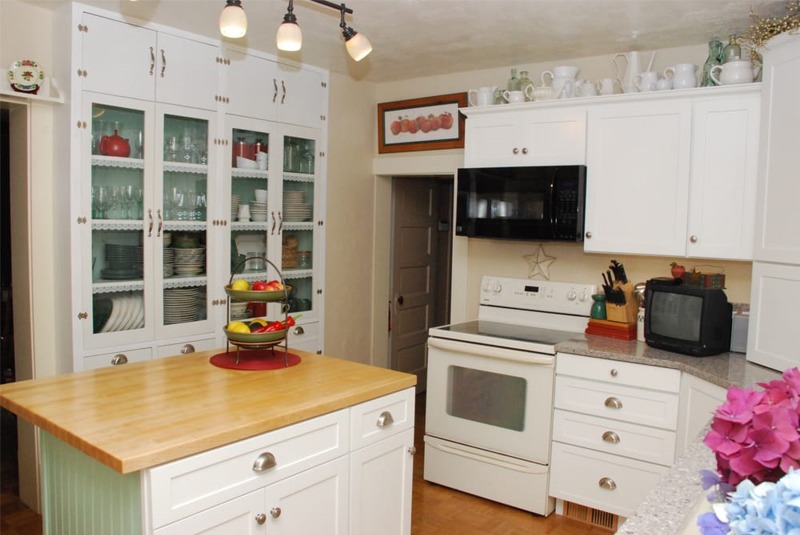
[[264, 321, 285, 332], [284, 315, 296, 328]]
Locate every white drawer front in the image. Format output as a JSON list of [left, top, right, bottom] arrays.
[[146, 409, 348, 529], [288, 321, 320, 353], [556, 353, 681, 392], [554, 375, 679, 430], [156, 337, 217, 358], [351, 388, 415, 450], [552, 409, 676, 466], [549, 442, 668, 517], [83, 347, 152, 370]]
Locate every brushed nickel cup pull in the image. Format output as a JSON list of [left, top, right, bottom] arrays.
[[604, 397, 623, 409], [602, 431, 620, 444], [255, 513, 266, 525], [180, 344, 195, 354], [599, 477, 617, 490], [252, 452, 277, 472], [376, 411, 395, 428], [111, 354, 128, 365], [270, 507, 282, 518], [293, 326, 305, 335]]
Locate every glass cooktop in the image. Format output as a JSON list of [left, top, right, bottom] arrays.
[[430, 320, 578, 348]]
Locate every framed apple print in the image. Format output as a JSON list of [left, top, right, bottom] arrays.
[[377, 92, 467, 153]]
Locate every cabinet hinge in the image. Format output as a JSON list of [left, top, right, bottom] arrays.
[[316, 288, 323, 295], [76, 216, 87, 224], [321, 81, 327, 88], [77, 23, 88, 33], [77, 312, 88, 320]]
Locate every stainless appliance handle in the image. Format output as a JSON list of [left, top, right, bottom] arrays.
[[425, 438, 542, 473], [427, 336, 554, 366]]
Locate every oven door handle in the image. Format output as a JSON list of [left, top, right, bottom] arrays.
[[427, 336, 554, 366], [426, 438, 544, 474]]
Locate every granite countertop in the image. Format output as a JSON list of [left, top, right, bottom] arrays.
[[554, 334, 782, 535]]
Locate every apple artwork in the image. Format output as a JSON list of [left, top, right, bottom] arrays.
[[440, 112, 454, 129]]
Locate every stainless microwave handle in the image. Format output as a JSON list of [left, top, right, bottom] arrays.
[[427, 336, 555, 366], [549, 174, 558, 228]]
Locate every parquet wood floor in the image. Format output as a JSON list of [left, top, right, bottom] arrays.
[[0, 396, 610, 534]]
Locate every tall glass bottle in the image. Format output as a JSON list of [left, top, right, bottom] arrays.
[[507, 68, 520, 91], [700, 39, 724, 87], [518, 70, 533, 101], [722, 35, 741, 63]]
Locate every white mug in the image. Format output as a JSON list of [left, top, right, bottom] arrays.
[[502, 90, 525, 104], [635, 71, 659, 92], [468, 86, 496, 107]]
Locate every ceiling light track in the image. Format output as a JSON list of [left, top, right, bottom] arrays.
[[220, 0, 372, 62]]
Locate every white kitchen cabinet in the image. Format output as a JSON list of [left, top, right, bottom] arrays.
[[78, 11, 220, 111], [153, 489, 266, 535], [676, 373, 725, 455], [223, 47, 324, 129], [747, 261, 800, 372], [687, 91, 760, 260], [550, 353, 680, 517], [583, 100, 692, 256], [462, 106, 586, 167], [349, 388, 416, 535]]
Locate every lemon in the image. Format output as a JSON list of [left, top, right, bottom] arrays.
[[249, 318, 268, 327], [231, 279, 250, 291], [226, 321, 250, 334]]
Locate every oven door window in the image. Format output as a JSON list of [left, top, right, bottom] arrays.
[[447, 365, 526, 431]]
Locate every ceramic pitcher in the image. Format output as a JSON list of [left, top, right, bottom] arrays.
[[468, 86, 497, 107], [614, 51, 656, 94]]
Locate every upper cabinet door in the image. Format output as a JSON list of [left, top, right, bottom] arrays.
[[687, 93, 760, 260], [224, 49, 279, 121], [80, 12, 157, 101], [154, 32, 220, 112], [753, 32, 800, 264], [583, 100, 692, 256], [275, 62, 324, 129]]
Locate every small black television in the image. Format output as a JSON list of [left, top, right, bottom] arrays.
[[644, 279, 732, 357]]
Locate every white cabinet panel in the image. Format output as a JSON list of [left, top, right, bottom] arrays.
[[747, 261, 800, 372], [677, 373, 726, 456], [155, 32, 220, 111], [688, 93, 760, 260], [276, 62, 324, 129], [154, 489, 266, 535], [224, 49, 278, 121], [584, 100, 691, 255]]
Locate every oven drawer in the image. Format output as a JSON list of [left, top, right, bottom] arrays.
[[552, 409, 676, 466], [350, 388, 415, 450], [554, 375, 679, 430], [549, 442, 668, 517], [556, 353, 681, 392]]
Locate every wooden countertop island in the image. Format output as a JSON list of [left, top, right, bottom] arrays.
[[0, 348, 416, 473], [0, 349, 417, 534]]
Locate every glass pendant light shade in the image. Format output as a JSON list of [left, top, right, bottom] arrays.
[[344, 30, 372, 62], [277, 22, 302, 51], [220, 0, 247, 39]]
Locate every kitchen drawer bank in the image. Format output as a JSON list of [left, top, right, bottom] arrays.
[[0, 349, 416, 535]]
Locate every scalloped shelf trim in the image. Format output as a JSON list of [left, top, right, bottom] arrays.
[[283, 172, 314, 183], [163, 161, 208, 174], [92, 219, 142, 231], [92, 280, 144, 294], [231, 221, 271, 231], [163, 276, 208, 289], [92, 155, 144, 169], [232, 169, 268, 180], [163, 221, 207, 232]]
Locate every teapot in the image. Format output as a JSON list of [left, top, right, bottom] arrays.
[[614, 50, 656, 93], [99, 129, 131, 157], [468, 85, 497, 107], [709, 60, 758, 85]]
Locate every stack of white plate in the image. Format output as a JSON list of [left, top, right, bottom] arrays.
[[163, 247, 175, 277], [231, 195, 241, 221], [229, 300, 249, 320], [102, 243, 140, 280], [173, 247, 205, 276], [250, 201, 268, 222], [100, 292, 145, 333], [163, 231, 172, 247], [283, 191, 312, 222], [163, 287, 201, 325]]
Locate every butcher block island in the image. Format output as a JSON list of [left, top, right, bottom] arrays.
[[0, 349, 417, 535]]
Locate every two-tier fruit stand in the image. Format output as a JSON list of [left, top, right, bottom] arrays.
[[223, 256, 291, 366]]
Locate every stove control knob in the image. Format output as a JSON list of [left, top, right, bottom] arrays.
[[567, 289, 577, 301], [579, 289, 591, 302], [493, 282, 502, 294], [482, 278, 493, 292]]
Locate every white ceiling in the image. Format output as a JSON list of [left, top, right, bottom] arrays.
[[28, 0, 788, 82]]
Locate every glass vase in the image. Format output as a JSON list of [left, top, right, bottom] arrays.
[[701, 39, 724, 87]]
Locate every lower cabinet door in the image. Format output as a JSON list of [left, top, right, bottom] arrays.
[[154, 489, 267, 534], [263, 456, 349, 535], [349, 428, 414, 535], [549, 442, 668, 517]]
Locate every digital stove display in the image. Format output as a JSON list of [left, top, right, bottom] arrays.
[[524, 285, 540, 293]]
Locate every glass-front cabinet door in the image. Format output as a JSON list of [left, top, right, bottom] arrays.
[[155, 105, 218, 338], [82, 93, 154, 349]]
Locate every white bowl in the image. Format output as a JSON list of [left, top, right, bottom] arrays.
[[236, 156, 257, 169]]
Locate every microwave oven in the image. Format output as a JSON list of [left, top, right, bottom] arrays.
[[644, 279, 732, 357], [455, 165, 586, 241]]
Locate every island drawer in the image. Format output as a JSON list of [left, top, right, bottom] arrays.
[[552, 409, 676, 466], [83, 347, 152, 370], [549, 442, 668, 517], [554, 375, 679, 430], [145, 408, 349, 529], [350, 387, 415, 450], [556, 353, 681, 392], [156, 337, 217, 358]]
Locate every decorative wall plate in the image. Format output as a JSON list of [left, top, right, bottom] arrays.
[[8, 59, 44, 94]]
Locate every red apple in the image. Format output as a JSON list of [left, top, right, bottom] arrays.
[[390, 118, 401, 136], [252, 280, 268, 291]]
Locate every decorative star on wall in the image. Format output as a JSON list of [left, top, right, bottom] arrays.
[[524, 244, 557, 280]]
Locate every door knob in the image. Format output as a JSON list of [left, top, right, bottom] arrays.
[[397, 296, 404, 305]]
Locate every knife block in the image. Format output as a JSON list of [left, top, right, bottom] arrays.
[[605, 282, 638, 324]]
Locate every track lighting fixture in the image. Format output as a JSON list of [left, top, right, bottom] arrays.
[[220, 0, 372, 62]]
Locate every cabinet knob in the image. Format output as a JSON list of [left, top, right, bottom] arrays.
[[376, 411, 395, 428], [521, 147, 528, 154], [610, 368, 618, 377], [255, 513, 267, 525], [111, 354, 128, 366], [408, 446, 417, 456], [585, 231, 592, 239], [512, 147, 520, 155], [252, 451, 277, 472], [270, 507, 282, 518], [598, 477, 617, 490], [180, 344, 195, 354], [604, 397, 623, 409], [602, 431, 620, 444], [690, 235, 698, 243]]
